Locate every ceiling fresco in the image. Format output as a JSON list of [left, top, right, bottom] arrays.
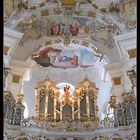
[[32, 46, 101, 68], [15, 15, 119, 42], [4, 0, 136, 28], [4, 0, 136, 66]]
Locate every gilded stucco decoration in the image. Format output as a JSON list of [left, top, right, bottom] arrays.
[[61, 0, 76, 6], [4, 0, 14, 17], [120, 0, 136, 28]]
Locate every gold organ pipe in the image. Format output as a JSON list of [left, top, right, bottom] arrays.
[[35, 88, 41, 125], [36, 94, 40, 117], [72, 101, 74, 120], [60, 102, 62, 121], [86, 89, 90, 118], [45, 89, 48, 118], [94, 95, 98, 118], [78, 96, 80, 120], [54, 95, 56, 121]]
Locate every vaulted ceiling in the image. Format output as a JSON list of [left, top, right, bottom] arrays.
[[4, 0, 136, 64]]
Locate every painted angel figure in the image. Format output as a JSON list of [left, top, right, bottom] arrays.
[[50, 22, 60, 35], [70, 23, 79, 36]]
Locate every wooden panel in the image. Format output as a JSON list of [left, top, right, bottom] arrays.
[[113, 77, 121, 85], [12, 75, 21, 83], [3, 47, 9, 55], [128, 48, 136, 58]]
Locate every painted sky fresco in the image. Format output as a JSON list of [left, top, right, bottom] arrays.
[[33, 47, 99, 68]]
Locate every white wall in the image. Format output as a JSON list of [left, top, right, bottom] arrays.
[[23, 81, 36, 117]]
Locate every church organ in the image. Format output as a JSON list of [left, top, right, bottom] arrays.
[[4, 91, 25, 125], [114, 92, 136, 127], [35, 76, 99, 123]]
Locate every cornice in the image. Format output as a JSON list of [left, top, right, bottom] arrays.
[[4, 28, 23, 49], [114, 30, 136, 62], [7, 126, 135, 137], [9, 59, 31, 68], [114, 30, 136, 42], [104, 62, 124, 71], [4, 28, 23, 39]]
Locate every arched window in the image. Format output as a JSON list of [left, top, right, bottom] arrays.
[[23, 101, 28, 119], [56, 82, 75, 99], [107, 104, 114, 119]]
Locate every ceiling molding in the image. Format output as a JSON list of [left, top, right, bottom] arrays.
[[12, 74, 21, 84], [10, 59, 32, 68], [104, 62, 124, 70], [114, 30, 136, 42], [4, 37, 17, 48], [104, 62, 124, 78], [4, 28, 23, 56], [4, 28, 23, 39], [114, 30, 136, 62]]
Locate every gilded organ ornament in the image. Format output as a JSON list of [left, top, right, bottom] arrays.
[[109, 96, 117, 108], [64, 85, 70, 103]]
